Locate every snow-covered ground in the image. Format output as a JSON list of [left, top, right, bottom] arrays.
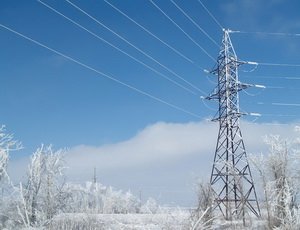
[[48, 212, 190, 230], [46, 211, 268, 230]]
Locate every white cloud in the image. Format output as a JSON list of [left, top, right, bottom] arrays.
[[64, 120, 299, 174], [8, 120, 300, 205], [65, 121, 217, 171]]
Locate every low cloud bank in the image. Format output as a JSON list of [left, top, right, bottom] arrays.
[[8, 120, 300, 205], [65, 120, 299, 175]]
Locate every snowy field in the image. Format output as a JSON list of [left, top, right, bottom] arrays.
[[45, 211, 268, 230], [48, 212, 190, 230]]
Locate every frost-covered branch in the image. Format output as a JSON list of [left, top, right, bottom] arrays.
[[0, 125, 21, 182], [251, 134, 300, 229], [18, 145, 66, 227]]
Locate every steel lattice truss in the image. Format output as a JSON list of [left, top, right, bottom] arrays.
[[206, 29, 260, 219]]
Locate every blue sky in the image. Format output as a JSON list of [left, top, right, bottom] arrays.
[[2, 0, 300, 205]]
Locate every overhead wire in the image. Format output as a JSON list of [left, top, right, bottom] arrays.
[[175, 0, 224, 114], [169, 0, 219, 47], [105, 0, 212, 73], [264, 86, 285, 89], [196, 4, 300, 124], [272, 102, 300, 107], [257, 102, 300, 107], [261, 114, 297, 117], [253, 123, 299, 126], [197, 0, 223, 30], [193, 3, 299, 122], [243, 75, 300, 80], [200, 96, 216, 112], [244, 112, 299, 125], [245, 111, 297, 118], [65, 0, 207, 95], [3, 3, 298, 126], [149, 0, 217, 63], [246, 112, 296, 118], [240, 84, 300, 90], [256, 62, 300, 67], [205, 74, 217, 85], [103, 0, 195, 66], [263, 86, 300, 90], [161, 1, 299, 123], [37, 0, 196, 95], [241, 60, 300, 68], [240, 80, 300, 90], [0, 23, 201, 119], [242, 88, 264, 97], [240, 64, 258, 73], [230, 30, 300, 67], [241, 75, 300, 89], [247, 116, 260, 123], [231, 30, 300, 37], [39, 0, 300, 122]]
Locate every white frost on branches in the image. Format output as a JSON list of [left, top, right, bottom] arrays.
[[65, 182, 140, 215], [0, 125, 21, 183], [17, 145, 67, 227], [251, 134, 300, 229]]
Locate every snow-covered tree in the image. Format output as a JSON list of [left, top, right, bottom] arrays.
[[0, 125, 21, 183], [64, 181, 106, 213], [64, 182, 140, 215], [18, 145, 67, 227], [0, 126, 21, 228], [251, 134, 300, 229], [189, 182, 214, 230], [140, 197, 158, 214], [98, 186, 140, 214]]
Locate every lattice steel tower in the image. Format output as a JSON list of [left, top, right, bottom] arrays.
[[206, 29, 260, 219]]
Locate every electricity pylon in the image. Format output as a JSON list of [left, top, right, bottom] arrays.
[[206, 29, 260, 219]]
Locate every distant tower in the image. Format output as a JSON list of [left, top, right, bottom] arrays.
[[206, 29, 260, 219], [93, 167, 97, 184]]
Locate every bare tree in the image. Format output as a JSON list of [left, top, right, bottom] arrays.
[[190, 181, 214, 229]]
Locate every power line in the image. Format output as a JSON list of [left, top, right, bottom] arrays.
[[272, 102, 300, 107], [247, 112, 298, 117], [257, 102, 300, 107], [262, 113, 297, 117], [65, 0, 207, 95], [231, 30, 300, 37], [245, 120, 299, 127], [266, 86, 300, 90], [104, 0, 195, 65], [240, 82, 300, 90], [197, 0, 223, 30], [245, 60, 300, 68], [38, 0, 196, 95], [105, 0, 211, 73], [0, 23, 201, 119], [252, 122, 299, 126], [228, 31, 300, 68], [246, 111, 298, 126], [243, 75, 300, 80], [149, 0, 216, 63], [169, 0, 219, 47], [257, 62, 300, 67]]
